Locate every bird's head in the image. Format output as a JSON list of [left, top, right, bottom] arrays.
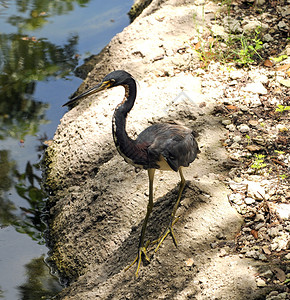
[[63, 70, 133, 107]]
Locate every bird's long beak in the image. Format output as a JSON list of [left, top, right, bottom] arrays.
[[62, 80, 113, 107]]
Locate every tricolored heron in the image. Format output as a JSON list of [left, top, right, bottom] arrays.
[[63, 70, 199, 277]]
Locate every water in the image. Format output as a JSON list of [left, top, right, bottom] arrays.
[[0, 1, 133, 299]]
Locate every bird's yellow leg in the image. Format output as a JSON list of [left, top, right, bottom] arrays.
[[125, 169, 155, 277], [154, 167, 185, 253]]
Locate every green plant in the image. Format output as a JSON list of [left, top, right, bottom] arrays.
[[245, 134, 251, 145], [234, 28, 263, 65], [251, 154, 267, 170], [275, 104, 290, 113], [274, 150, 285, 155], [272, 54, 288, 63]]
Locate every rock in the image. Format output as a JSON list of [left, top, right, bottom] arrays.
[[211, 24, 228, 38], [243, 21, 262, 32], [258, 254, 267, 261], [272, 233, 290, 251], [250, 95, 262, 107], [276, 204, 290, 220], [185, 257, 195, 267], [279, 79, 290, 87], [238, 124, 250, 133], [224, 17, 242, 33], [276, 124, 288, 133], [268, 227, 279, 237], [222, 119, 232, 125], [240, 105, 249, 112], [278, 20, 289, 30], [244, 197, 255, 205], [285, 253, 290, 260], [225, 138, 231, 145], [253, 136, 265, 145], [228, 80, 238, 86], [229, 70, 244, 80], [267, 291, 279, 299], [249, 73, 268, 84], [230, 142, 240, 149], [254, 214, 265, 222], [246, 145, 261, 152], [255, 0, 266, 5], [255, 223, 264, 230], [233, 136, 242, 143], [263, 33, 274, 42], [243, 82, 267, 94], [227, 124, 236, 132], [256, 277, 267, 287], [228, 193, 243, 205], [247, 181, 265, 200], [249, 120, 259, 126], [260, 269, 273, 279], [245, 250, 258, 259]]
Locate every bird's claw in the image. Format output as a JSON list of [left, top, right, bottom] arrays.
[[154, 217, 179, 253], [125, 241, 150, 277]]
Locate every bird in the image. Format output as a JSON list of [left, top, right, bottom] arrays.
[[63, 70, 199, 277]]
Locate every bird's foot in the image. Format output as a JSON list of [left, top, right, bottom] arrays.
[[125, 241, 150, 277], [153, 217, 179, 253]]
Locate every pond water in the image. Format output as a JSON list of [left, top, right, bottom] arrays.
[[0, 1, 133, 299]]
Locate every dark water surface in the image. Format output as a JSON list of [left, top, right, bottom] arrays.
[[0, 1, 133, 299]]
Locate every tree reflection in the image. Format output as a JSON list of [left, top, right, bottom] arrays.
[[0, 33, 79, 140], [7, 0, 89, 32], [0, 150, 18, 226], [0, 149, 47, 243], [18, 255, 62, 300]]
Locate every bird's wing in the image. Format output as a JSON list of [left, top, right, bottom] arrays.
[[141, 124, 199, 172]]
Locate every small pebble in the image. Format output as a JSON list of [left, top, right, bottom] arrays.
[[238, 124, 250, 133], [268, 227, 279, 237], [240, 105, 249, 112], [247, 181, 265, 200], [227, 124, 236, 131], [260, 269, 273, 278], [229, 193, 243, 205], [245, 250, 258, 259], [268, 291, 279, 297], [258, 254, 267, 261], [256, 277, 267, 287], [244, 197, 255, 205], [254, 214, 265, 222], [255, 223, 264, 230], [233, 135, 242, 143], [222, 119, 232, 125]]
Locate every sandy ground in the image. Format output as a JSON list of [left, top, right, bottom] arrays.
[[44, 0, 285, 299]]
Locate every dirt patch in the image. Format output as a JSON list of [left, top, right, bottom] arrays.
[[44, 0, 289, 299]]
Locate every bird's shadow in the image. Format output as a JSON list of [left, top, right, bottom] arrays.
[[91, 180, 202, 282]]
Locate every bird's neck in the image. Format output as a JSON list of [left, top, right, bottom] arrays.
[[112, 80, 147, 167]]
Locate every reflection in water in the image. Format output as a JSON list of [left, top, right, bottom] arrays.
[[0, 150, 17, 225], [18, 255, 62, 300], [6, 0, 90, 32], [0, 33, 79, 140], [0, 146, 46, 242]]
